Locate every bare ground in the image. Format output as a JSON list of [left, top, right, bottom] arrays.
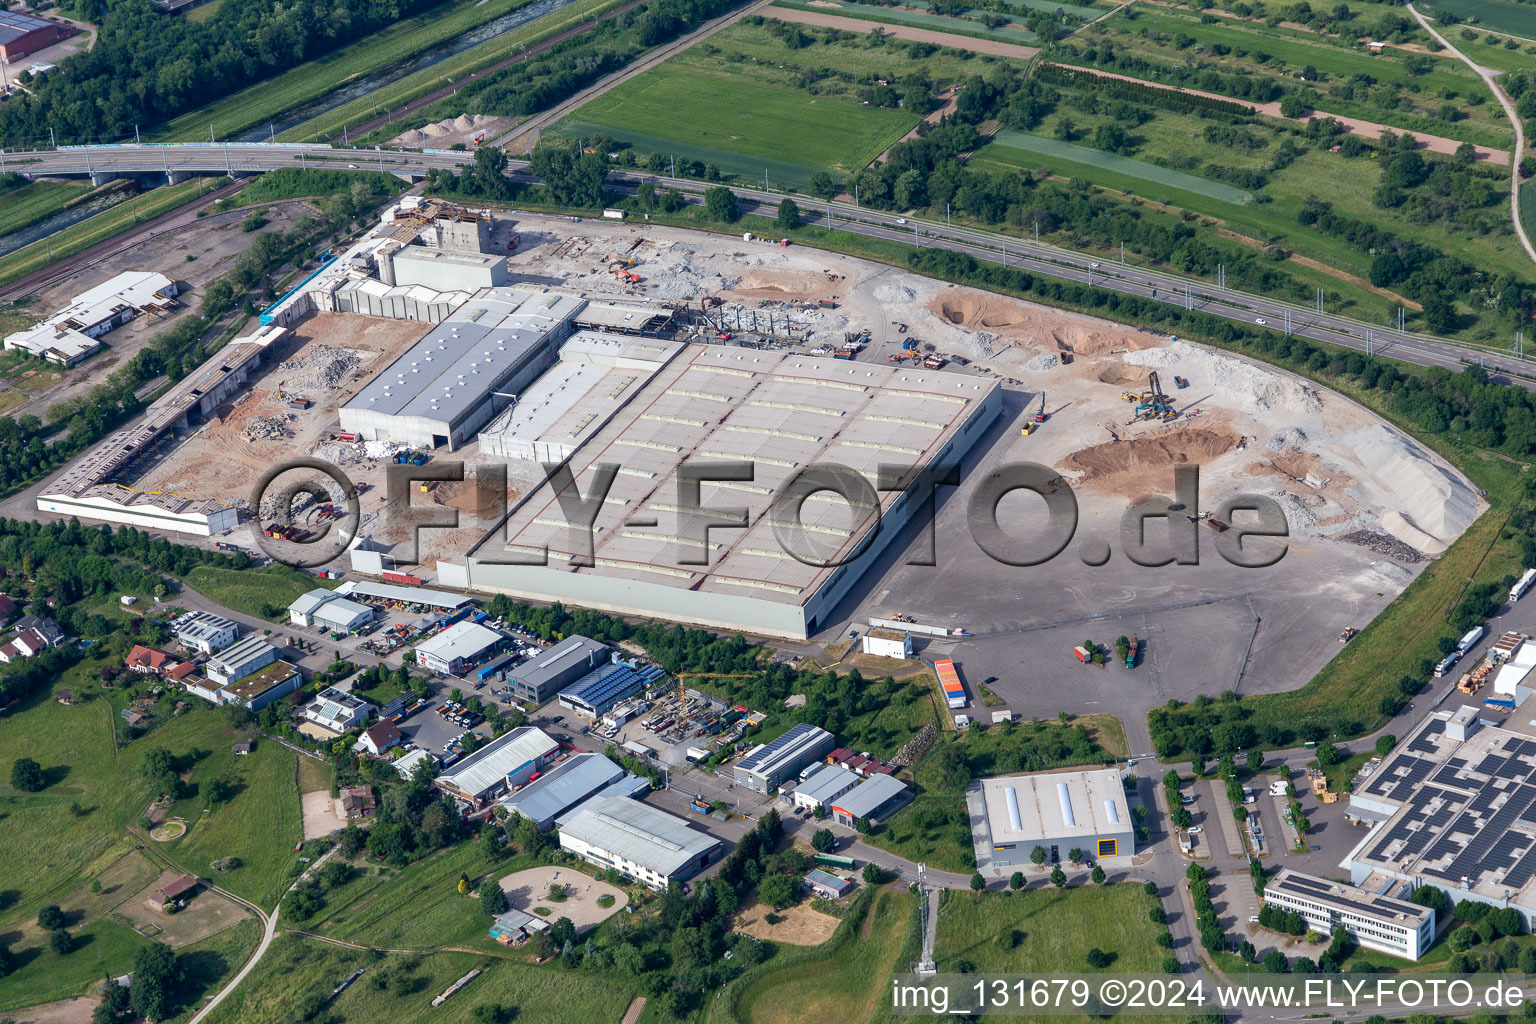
[[734, 897, 842, 945], [301, 789, 348, 840], [495, 865, 628, 932]]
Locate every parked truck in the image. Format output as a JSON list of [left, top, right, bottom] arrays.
[[1512, 568, 1536, 603], [1457, 625, 1486, 654]]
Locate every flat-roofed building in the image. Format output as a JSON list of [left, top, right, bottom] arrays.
[[415, 621, 506, 675], [205, 635, 280, 687], [1264, 869, 1435, 960], [860, 628, 913, 659], [804, 869, 855, 899], [387, 247, 507, 292], [446, 348, 1002, 640], [218, 662, 302, 711], [830, 773, 908, 827], [289, 589, 375, 632], [500, 752, 623, 830], [790, 764, 861, 812], [507, 635, 611, 703], [302, 687, 377, 733], [558, 796, 722, 889], [434, 726, 559, 807], [338, 288, 583, 450], [0, 9, 78, 61], [5, 271, 176, 366], [968, 768, 1135, 873], [556, 662, 654, 719], [171, 611, 239, 654], [734, 723, 835, 794]]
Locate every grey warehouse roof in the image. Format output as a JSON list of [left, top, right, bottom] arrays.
[[559, 796, 720, 877], [509, 635, 610, 689], [207, 634, 276, 671], [832, 773, 906, 818], [795, 764, 860, 804], [342, 288, 584, 425], [501, 752, 623, 826], [436, 726, 558, 797], [980, 769, 1129, 845], [415, 620, 504, 662]]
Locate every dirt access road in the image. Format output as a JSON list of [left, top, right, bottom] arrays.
[[767, 6, 1040, 60], [1050, 62, 1510, 164]]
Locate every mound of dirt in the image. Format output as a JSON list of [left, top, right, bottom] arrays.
[[1062, 427, 1240, 482]]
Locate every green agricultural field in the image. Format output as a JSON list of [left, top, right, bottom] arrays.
[[0, 180, 215, 290], [562, 64, 921, 183], [201, 934, 642, 1024], [998, 0, 1102, 19], [730, 887, 920, 1024], [1431, 0, 1536, 40], [152, 0, 541, 142], [1446, 30, 1536, 71], [179, 565, 331, 620], [281, 0, 635, 143], [983, 129, 1251, 203], [775, 0, 1040, 45], [0, 181, 94, 240]]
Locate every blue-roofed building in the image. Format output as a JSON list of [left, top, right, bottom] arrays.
[[500, 752, 623, 830], [733, 723, 836, 794], [556, 661, 650, 719], [804, 869, 855, 899]]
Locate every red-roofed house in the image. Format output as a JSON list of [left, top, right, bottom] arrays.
[[126, 645, 195, 681], [340, 785, 376, 819], [357, 720, 403, 757], [0, 627, 51, 663], [0, 594, 18, 622]]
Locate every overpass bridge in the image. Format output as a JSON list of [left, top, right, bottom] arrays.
[[0, 142, 474, 186]]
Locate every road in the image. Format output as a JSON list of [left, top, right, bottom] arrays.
[[8, 141, 1536, 391]]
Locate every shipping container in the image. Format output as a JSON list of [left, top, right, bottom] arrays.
[[935, 658, 967, 708], [382, 571, 423, 586]]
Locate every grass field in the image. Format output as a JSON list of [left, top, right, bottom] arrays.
[[0, 180, 214, 290], [179, 565, 332, 620], [281, 0, 634, 143], [0, 181, 94, 240], [985, 129, 1251, 204], [152, 0, 542, 142], [731, 887, 919, 1024], [1431, 0, 1536, 40], [774, 0, 1040, 43], [201, 933, 642, 1024], [563, 64, 921, 182], [998, 0, 1101, 19]]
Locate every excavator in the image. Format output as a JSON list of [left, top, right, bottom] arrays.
[[1034, 392, 1047, 423], [1134, 371, 1175, 421]]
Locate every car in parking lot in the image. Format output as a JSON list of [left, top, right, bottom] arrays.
[[1186, 826, 1203, 834]]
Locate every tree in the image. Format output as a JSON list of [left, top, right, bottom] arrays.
[[1239, 939, 1257, 963], [863, 862, 886, 885], [1050, 867, 1067, 888], [808, 172, 842, 200], [1010, 871, 1025, 891], [705, 186, 739, 223], [1264, 949, 1289, 973], [1144, 880, 1158, 896], [758, 874, 798, 909], [1245, 750, 1264, 772], [811, 828, 836, 853], [1067, 848, 1083, 865], [130, 941, 179, 1022], [1280, 92, 1309, 118], [480, 882, 509, 917], [37, 905, 65, 930], [528, 142, 607, 207], [1085, 947, 1112, 968], [457, 872, 470, 896], [1030, 845, 1047, 866], [204, 776, 234, 806], [970, 872, 986, 891], [773, 198, 800, 231], [1091, 865, 1106, 884], [50, 929, 73, 955], [10, 757, 44, 792], [1375, 734, 1397, 756]]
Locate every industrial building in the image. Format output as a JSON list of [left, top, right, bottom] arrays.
[[414, 620, 506, 675], [4, 272, 177, 366], [434, 726, 559, 807], [0, 9, 78, 61], [443, 349, 1001, 640], [197, 662, 302, 711], [967, 768, 1136, 874], [860, 628, 913, 660], [1341, 707, 1536, 933], [558, 796, 723, 889], [394, 748, 438, 779], [337, 288, 584, 450], [36, 324, 287, 536], [790, 764, 861, 812], [734, 723, 836, 794], [830, 773, 907, 827], [500, 752, 624, 830], [289, 589, 375, 631], [507, 635, 612, 703], [171, 611, 239, 655], [204, 635, 281, 687], [1263, 869, 1435, 961], [302, 687, 377, 734], [804, 869, 855, 900], [556, 661, 664, 720], [332, 580, 472, 610], [477, 331, 682, 462]]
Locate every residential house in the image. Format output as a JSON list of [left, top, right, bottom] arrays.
[[356, 720, 403, 756], [340, 785, 376, 819]]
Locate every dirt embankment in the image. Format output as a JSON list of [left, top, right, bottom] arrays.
[[1062, 427, 1241, 483]]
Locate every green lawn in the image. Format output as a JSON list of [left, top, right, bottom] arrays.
[[281, 0, 636, 143], [0, 180, 215, 290], [1430, 0, 1536, 40], [773, 0, 1040, 45], [179, 565, 331, 620], [729, 887, 919, 1024], [151, 0, 541, 142], [0, 181, 94, 240], [984, 129, 1252, 203], [562, 65, 921, 185], [997, 0, 1102, 19], [202, 933, 642, 1024]]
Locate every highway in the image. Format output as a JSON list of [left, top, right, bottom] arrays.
[[7, 141, 1536, 392]]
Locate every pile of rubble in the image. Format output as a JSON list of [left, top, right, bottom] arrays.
[[275, 347, 362, 391], [1339, 528, 1425, 563], [243, 415, 295, 441]]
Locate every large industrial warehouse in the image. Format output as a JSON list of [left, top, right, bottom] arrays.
[[338, 288, 585, 450], [443, 348, 1002, 639], [967, 768, 1135, 874]]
